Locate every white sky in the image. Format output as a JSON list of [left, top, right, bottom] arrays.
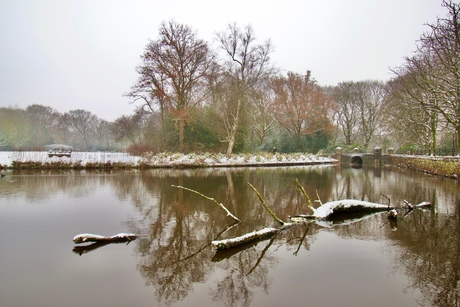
[[0, 0, 448, 121]]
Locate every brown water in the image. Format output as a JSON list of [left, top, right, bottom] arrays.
[[0, 166, 459, 307]]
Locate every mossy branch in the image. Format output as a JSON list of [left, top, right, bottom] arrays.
[[315, 189, 323, 206], [172, 185, 241, 222], [295, 178, 316, 214], [247, 182, 285, 225]]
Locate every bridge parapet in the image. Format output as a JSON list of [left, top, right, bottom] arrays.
[[336, 146, 385, 167]]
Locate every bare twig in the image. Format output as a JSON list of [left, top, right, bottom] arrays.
[[295, 179, 316, 214], [315, 189, 323, 206], [381, 193, 391, 208], [172, 185, 241, 222], [247, 182, 285, 225]]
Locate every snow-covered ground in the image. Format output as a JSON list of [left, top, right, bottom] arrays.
[[0, 151, 140, 167], [0, 151, 337, 168]]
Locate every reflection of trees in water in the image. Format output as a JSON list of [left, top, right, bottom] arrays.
[[3, 170, 117, 199], [116, 168, 460, 306], [7, 167, 460, 306], [118, 167, 324, 306], [389, 208, 460, 307], [329, 168, 460, 306]]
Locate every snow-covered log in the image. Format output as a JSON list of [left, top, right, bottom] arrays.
[[290, 199, 391, 221], [73, 233, 137, 244], [211, 227, 280, 250]]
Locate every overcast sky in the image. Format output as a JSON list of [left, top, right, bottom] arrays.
[[0, 0, 448, 121]]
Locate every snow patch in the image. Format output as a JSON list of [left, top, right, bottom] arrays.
[[314, 199, 390, 219]]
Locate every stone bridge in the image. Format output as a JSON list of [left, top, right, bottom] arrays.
[[334, 147, 389, 167]]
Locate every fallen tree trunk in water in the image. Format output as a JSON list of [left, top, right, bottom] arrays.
[[211, 227, 281, 250], [212, 198, 431, 250], [211, 200, 394, 250], [73, 233, 137, 244], [290, 199, 393, 221]]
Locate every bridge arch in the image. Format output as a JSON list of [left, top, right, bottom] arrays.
[[350, 155, 363, 167]]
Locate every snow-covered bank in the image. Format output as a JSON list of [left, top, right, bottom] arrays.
[[0, 151, 337, 169], [0, 151, 140, 168]]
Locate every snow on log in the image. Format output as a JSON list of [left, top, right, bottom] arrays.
[[211, 227, 280, 250], [73, 233, 137, 244], [312, 199, 391, 219]]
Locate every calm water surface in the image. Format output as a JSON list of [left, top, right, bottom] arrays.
[[0, 166, 459, 307]]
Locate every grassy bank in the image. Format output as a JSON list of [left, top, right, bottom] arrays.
[[390, 155, 460, 179]]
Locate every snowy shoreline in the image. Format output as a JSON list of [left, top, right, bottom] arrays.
[[0, 151, 337, 169]]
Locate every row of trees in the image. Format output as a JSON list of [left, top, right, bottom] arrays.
[[388, 0, 460, 155], [123, 0, 459, 156], [1, 1, 458, 155], [0, 105, 116, 151], [123, 21, 387, 155]]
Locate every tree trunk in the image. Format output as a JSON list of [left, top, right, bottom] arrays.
[[179, 116, 185, 152], [225, 99, 241, 157]]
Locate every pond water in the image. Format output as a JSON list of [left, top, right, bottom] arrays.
[[0, 165, 459, 307]]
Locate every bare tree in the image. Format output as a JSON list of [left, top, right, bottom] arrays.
[[270, 71, 333, 140], [94, 119, 114, 151], [392, 0, 460, 153], [25, 104, 59, 147], [387, 70, 440, 154], [111, 110, 149, 147], [247, 80, 276, 146], [216, 24, 273, 157], [331, 82, 361, 145], [66, 109, 98, 150], [127, 20, 215, 152], [355, 80, 387, 150]]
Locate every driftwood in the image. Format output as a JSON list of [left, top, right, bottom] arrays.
[[211, 227, 281, 250], [176, 181, 423, 250], [73, 233, 137, 244], [289, 199, 393, 221], [72, 181, 432, 253]]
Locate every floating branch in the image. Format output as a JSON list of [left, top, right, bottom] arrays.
[[172, 185, 241, 222], [290, 199, 393, 221], [295, 179, 315, 214], [315, 189, 323, 206], [211, 227, 280, 250], [247, 182, 285, 225], [73, 233, 137, 244]]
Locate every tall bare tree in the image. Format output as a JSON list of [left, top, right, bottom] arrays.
[[392, 0, 460, 153], [216, 24, 273, 157], [387, 69, 440, 154], [127, 20, 215, 152], [66, 109, 98, 150], [270, 71, 333, 140], [331, 82, 361, 145], [246, 80, 276, 146], [25, 104, 59, 147], [356, 80, 387, 150]]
